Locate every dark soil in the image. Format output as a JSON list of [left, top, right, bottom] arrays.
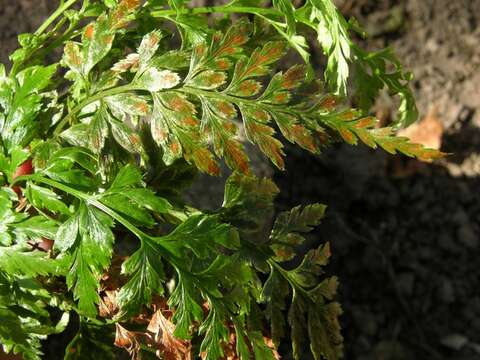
[[0, 0, 57, 66], [1, 1, 480, 359], [275, 1, 480, 359]]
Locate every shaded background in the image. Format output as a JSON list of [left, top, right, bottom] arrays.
[[1, 0, 480, 359]]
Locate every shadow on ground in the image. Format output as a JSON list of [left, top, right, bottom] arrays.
[[274, 123, 480, 360]]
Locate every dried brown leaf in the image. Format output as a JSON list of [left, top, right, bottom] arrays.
[[146, 310, 192, 360], [397, 107, 444, 150], [114, 324, 142, 360], [99, 290, 119, 318]]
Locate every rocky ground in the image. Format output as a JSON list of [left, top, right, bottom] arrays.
[[1, 0, 480, 359]]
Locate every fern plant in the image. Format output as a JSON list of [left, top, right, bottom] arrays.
[[0, 1, 443, 359]]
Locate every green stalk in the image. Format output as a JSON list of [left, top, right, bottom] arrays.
[[18, 175, 190, 278], [267, 259, 312, 299], [35, 0, 78, 36], [53, 84, 144, 136], [180, 86, 259, 105], [180, 86, 298, 114], [16, 174, 150, 242], [152, 4, 312, 66], [9, 0, 79, 77], [150, 5, 281, 18]]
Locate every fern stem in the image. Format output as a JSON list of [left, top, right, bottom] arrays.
[[20, 175, 150, 242], [35, 0, 78, 36], [180, 86, 299, 115], [150, 5, 281, 18], [267, 259, 312, 299], [53, 84, 143, 136], [180, 86, 258, 105]]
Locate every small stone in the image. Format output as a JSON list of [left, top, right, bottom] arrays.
[[352, 309, 378, 337], [463, 307, 476, 322], [457, 224, 479, 249], [418, 246, 433, 260], [425, 38, 439, 52], [373, 341, 412, 360], [452, 209, 469, 225], [440, 334, 469, 351], [471, 318, 480, 332], [364, 319, 378, 337], [469, 297, 480, 313], [397, 272, 415, 296], [438, 233, 460, 252], [439, 279, 455, 303], [469, 342, 480, 354], [356, 336, 372, 353]]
